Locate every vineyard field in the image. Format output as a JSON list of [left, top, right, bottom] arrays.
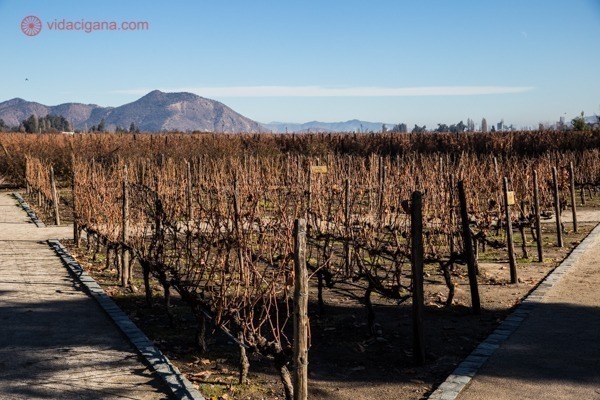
[[1, 130, 599, 400]]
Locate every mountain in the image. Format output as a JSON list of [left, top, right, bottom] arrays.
[[0, 98, 50, 127], [263, 119, 392, 133], [0, 91, 266, 133]]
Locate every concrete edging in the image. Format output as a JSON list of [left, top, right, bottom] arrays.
[[13, 193, 46, 227], [13, 192, 204, 400], [428, 222, 600, 400], [49, 240, 205, 400]]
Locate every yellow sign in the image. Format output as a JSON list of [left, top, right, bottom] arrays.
[[506, 191, 516, 206], [310, 165, 328, 174]]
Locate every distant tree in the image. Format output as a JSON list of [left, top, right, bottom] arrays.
[[97, 118, 106, 133], [447, 121, 466, 133], [22, 114, 39, 133], [435, 123, 449, 132], [381, 124, 387, 133], [26, 114, 71, 132], [129, 122, 140, 133], [490, 125, 496, 132], [481, 118, 488, 132], [0, 119, 6, 132], [32, 114, 39, 133], [571, 111, 587, 131], [466, 118, 475, 132], [391, 123, 408, 133], [412, 124, 427, 133]]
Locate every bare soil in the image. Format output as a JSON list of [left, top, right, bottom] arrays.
[[21, 191, 599, 400]]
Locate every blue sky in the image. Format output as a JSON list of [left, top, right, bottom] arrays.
[[1, 0, 599, 128]]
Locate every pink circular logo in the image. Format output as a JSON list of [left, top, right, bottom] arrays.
[[21, 16, 42, 36]]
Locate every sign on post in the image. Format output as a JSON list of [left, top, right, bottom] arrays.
[[310, 165, 328, 174], [506, 191, 516, 206]]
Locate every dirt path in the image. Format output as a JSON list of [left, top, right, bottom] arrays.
[[0, 192, 172, 399], [454, 222, 600, 400]]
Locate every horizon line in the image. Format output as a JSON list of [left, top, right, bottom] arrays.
[[112, 85, 535, 97]]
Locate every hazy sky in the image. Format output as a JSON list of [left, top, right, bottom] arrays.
[[1, 0, 599, 128]]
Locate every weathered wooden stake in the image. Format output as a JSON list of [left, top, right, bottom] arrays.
[[293, 218, 308, 400], [306, 166, 312, 222], [344, 178, 351, 276], [552, 167, 563, 247], [50, 166, 61, 225], [503, 177, 518, 283], [25, 158, 30, 195], [458, 181, 481, 314], [448, 174, 455, 268], [411, 191, 426, 365], [186, 160, 193, 220], [233, 176, 246, 283], [378, 156, 385, 220], [569, 162, 578, 233], [121, 165, 130, 287], [533, 170, 543, 262], [72, 154, 80, 246]]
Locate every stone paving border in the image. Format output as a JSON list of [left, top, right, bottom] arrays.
[[13, 193, 46, 227], [428, 222, 600, 400], [49, 240, 205, 400], [12, 192, 204, 400]]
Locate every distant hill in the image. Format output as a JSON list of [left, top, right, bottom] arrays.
[[0, 90, 266, 133], [263, 119, 392, 133]]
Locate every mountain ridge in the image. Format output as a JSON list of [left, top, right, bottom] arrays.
[[263, 119, 392, 133], [0, 91, 265, 133]]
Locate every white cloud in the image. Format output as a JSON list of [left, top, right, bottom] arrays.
[[113, 85, 534, 97]]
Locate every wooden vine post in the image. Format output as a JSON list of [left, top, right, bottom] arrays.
[[552, 166, 563, 247], [306, 165, 312, 224], [344, 178, 351, 276], [533, 170, 543, 262], [378, 156, 385, 220], [293, 218, 308, 400], [25, 157, 30, 195], [233, 176, 246, 283], [121, 165, 130, 287], [502, 177, 518, 283], [186, 160, 193, 220], [569, 162, 578, 233], [411, 191, 426, 365], [448, 174, 455, 267], [457, 181, 481, 314], [50, 166, 61, 225], [72, 154, 80, 246]]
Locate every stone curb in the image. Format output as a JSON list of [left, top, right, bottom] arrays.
[[13, 191, 204, 399], [48, 239, 205, 400], [13, 193, 46, 227], [428, 222, 600, 400]]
